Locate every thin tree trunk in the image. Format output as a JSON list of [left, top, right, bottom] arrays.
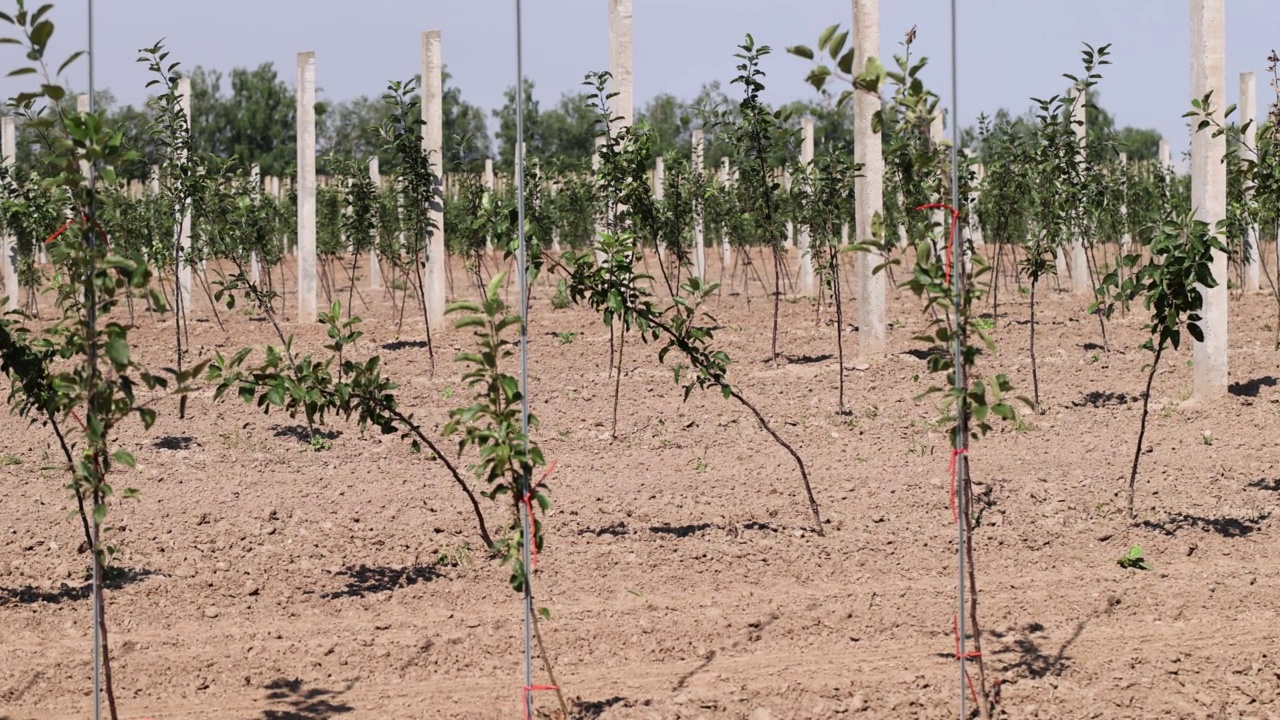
[[1128, 341, 1164, 519]]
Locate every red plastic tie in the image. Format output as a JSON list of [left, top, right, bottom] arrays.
[[953, 615, 982, 703], [44, 218, 74, 245], [914, 203, 961, 286], [521, 685, 560, 720], [522, 459, 558, 568], [44, 216, 111, 246]]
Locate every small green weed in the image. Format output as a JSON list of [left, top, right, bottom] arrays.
[[1117, 545, 1152, 571], [551, 279, 571, 310], [556, 331, 578, 345]]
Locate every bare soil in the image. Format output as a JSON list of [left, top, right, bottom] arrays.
[[3, 251, 1280, 719]]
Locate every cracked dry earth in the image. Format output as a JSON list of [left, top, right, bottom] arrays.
[[2, 252, 1280, 720]]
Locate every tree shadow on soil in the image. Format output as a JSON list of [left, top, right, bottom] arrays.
[[0, 568, 154, 606], [579, 521, 629, 537], [272, 425, 342, 444], [901, 348, 936, 361], [994, 620, 1086, 678], [1229, 376, 1278, 397], [381, 340, 430, 352], [1073, 390, 1135, 408], [650, 523, 713, 538], [1248, 477, 1280, 492], [1140, 512, 1270, 538], [572, 696, 628, 719], [785, 353, 833, 365], [322, 564, 441, 599], [261, 677, 354, 719], [152, 435, 198, 450]]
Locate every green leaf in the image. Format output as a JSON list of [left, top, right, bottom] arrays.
[[105, 336, 129, 368], [112, 449, 136, 468], [787, 45, 814, 61]]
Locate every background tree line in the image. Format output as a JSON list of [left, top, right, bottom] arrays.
[[9, 59, 1164, 182]]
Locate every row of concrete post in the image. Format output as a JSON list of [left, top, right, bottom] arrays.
[[0, 0, 1246, 397]]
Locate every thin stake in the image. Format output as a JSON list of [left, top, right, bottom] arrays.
[[87, 2, 103, 719], [948, 1, 968, 718], [513, 3, 534, 719]]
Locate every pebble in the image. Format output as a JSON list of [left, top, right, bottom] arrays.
[[749, 709, 772, 720], [204, 606, 220, 619]]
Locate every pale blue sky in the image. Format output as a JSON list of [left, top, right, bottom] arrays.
[[2, 0, 1277, 160]]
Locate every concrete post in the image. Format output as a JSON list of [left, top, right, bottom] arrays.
[[1241, 71, 1260, 292], [653, 155, 666, 262], [367, 156, 383, 290], [76, 95, 91, 180], [971, 158, 986, 251], [421, 30, 447, 327], [719, 157, 731, 268], [593, 135, 607, 266], [296, 52, 317, 323], [176, 80, 194, 313], [797, 115, 816, 296], [150, 165, 160, 195], [929, 112, 945, 240], [1189, 0, 1228, 401], [1158, 136, 1172, 170], [783, 170, 795, 250], [249, 164, 261, 284], [608, 0, 634, 133], [692, 129, 706, 278], [483, 157, 495, 253], [1069, 86, 1090, 293], [853, 0, 886, 358], [1, 116, 15, 311], [1118, 152, 1132, 253]]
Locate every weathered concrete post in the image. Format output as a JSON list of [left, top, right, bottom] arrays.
[[692, 128, 707, 278], [609, 0, 634, 133], [929, 111, 945, 240], [853, 0, 886, 358], [296, 52, 317, 323], [1241, 71, 1260, 293], [971, 157, 987, 251], [797, 115, 816, 296], [653, 155, 666, 262], [421, 31, 447, 327], [367, 156, 383, 291], [1, 116, 15, 311], [483, 157, 495, 254], [76, 95, 91, 180], [1189, 0, 1228, 402], [176, 80, 194, 313], [1118, 152, 1132, 253], [783, 170, 794, 250], [249, 164, 262, 284], [1069, 85, 1090, 293], [1158, 137, 1172, 170], [719, 157, 732, 268], [593, 135, 607, 266]]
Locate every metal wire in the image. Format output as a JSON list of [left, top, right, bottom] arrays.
[[948, 0, 967, 718], [512, 1, 534, 718]]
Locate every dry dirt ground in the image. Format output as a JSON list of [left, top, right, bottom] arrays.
[[2, 251, 1280, 720]]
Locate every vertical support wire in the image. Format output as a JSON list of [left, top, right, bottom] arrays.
[[947, 0, 967, 718], [85, 1, 102, 719], [512, 1, 534, 718]]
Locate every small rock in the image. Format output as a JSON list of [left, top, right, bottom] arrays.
[[849, 693, 866, 712], [204, 606, 220, 619], [749, 709, 772, 720], [215, 561, 230, 572], [244, 581, 260, 597]]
